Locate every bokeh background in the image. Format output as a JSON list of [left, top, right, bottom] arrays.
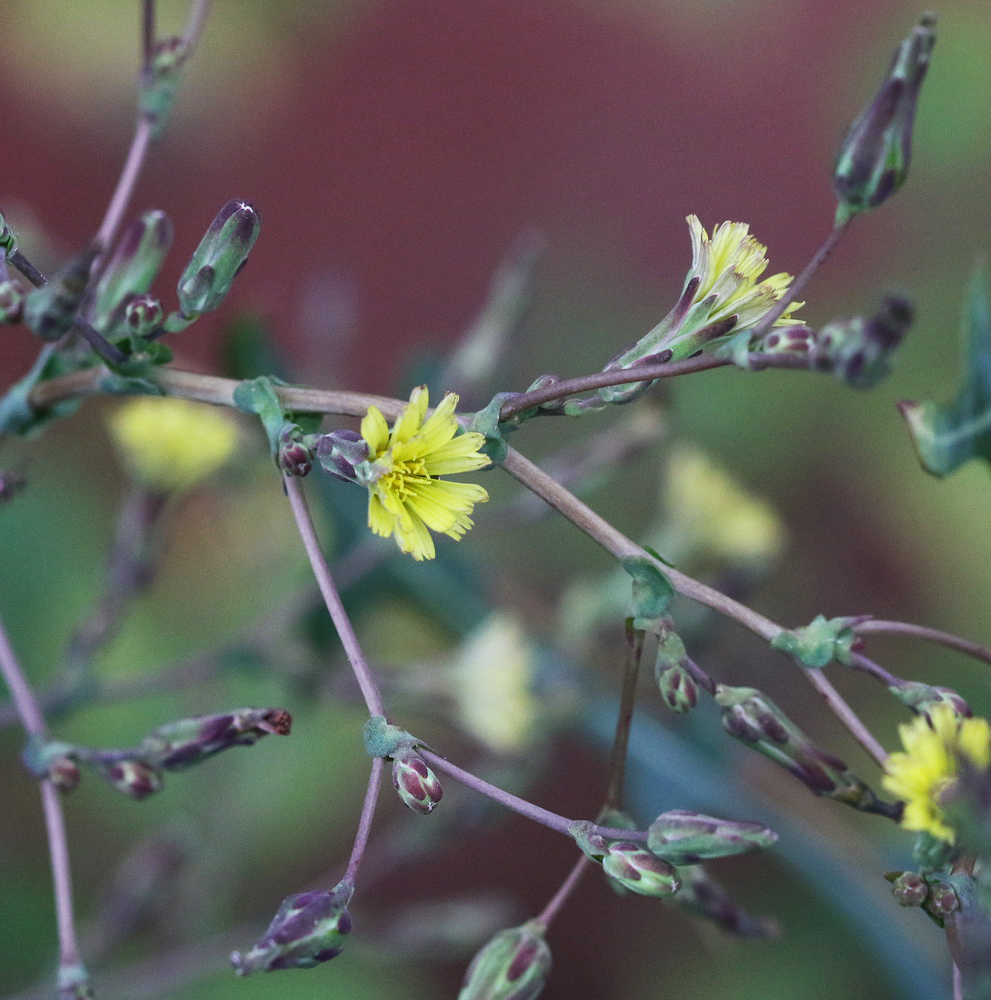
[[2, 1, 990, 998]]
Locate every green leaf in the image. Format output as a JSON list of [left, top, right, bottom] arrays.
[[620, 555, 674, 628], [771, 614, 858, 668], [899, 269, 991, 476]]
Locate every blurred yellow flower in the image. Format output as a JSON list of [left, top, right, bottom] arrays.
[[108, 396, 238, 493], [882, 704, 991, 842], [361, 386, 489, 561]]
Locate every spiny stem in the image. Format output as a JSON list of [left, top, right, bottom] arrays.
[[344, 756, 384, 885], [534, 854, 590, 929], [0, 615, 83, 969], [856, 619, 991, 668], [283, 475, 386, 717]]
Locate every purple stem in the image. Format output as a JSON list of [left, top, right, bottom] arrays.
[[535, 854, 591, 929], [855, 619, 991, 668], [283, 475, 386, 717], [847, 651, 900, 687], [344, 756, 384, 885]]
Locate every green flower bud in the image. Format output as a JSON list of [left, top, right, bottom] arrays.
[[96, 759, 163, 800], [0, 277, 26, 324], [139, 37, 190, 139], [89, 210, 173, 335], [889, 679, 972, 719], [124, 294, 164, 338], [315, 429, 369, 483], [176, 200, 260, 318], [924, 880, 959, 922], [647, 809, 777, 866], [23, 246, 97, 340], [654, 627, 698, 713], [139, 707, 291, 771], [833, 14, 936, 223], [602, 841, 681, 897], [392, 747, 444, 814], [886, 870, 928, 907], [279, 426, 315, 477], [231, 882, 354, 975], [458, 920, 551, 1000]]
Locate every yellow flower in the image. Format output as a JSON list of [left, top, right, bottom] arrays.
[[360, 386, 489, 561], [686, 215, 803, 332], [108, 396, 238, 493], [882, 704, 991, 842]]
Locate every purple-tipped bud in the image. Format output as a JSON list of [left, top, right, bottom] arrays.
[[278, 427, 314, 477], [48, 755, 82, 794], [98, 759, 163, 800], [124, 294, 164, 338], [0, 277, 26, 324], [602, 841, 681, 897], [392, 748, 443, 814], [647, 809, 777, 866], [889, 679, 972, 720], [925, 880, 960, 922], [231, 882, 354, 975], [140, 707, 291, 771], [23, 247, 97, 341], [833, 14, 936, 222], [315, 429, 368, 483], [457, 920, 551, 1000], [757, 324, 816, 356], [886, 871, 929, 907], [177, 200, 260, 317], [653, 627, 698, 713], [57, 963, 94, 1000]]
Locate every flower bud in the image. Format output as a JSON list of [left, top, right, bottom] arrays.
[[139, 37, 190, 139], [602, 841, 681, 897], [457, 920, 551, 1000], [925, 880, 960, 922], [176, 200, 260, 317], [755, 324, 815, 357], [886, 871, 928, 907], [48, 755, 82, 794], [315, 429, 369, 483], [97, 759, 163, 800], [23, 246, 97, 340], [889, 679, 972, 720], [124, 294, 165, 338], [647, 809, 777, 866], [278, 426, 314, 477], [392, 747, 443, 814], [140, 707, 292, 771], [672, 865, 779, 938], [231, 882, 354, 975], [89, 210, 173, 335], [833, 14, 936, 222], [654, 627, 698, 713], [0, 277, 26, 324]]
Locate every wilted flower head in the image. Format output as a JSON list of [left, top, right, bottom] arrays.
[[357, 386, 489, 561], [108, 396, 238, 493], [882, 704, 991, 843]]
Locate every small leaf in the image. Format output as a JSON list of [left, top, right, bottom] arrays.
[[621, 555, 674, 628], [771, 614, 860, 668], [899, 269, 991, 476]]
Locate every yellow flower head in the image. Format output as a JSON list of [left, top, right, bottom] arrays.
[[108, 396, 238, 493], [882, 703, 991, 843], [360, 386, 489, 561], [687, 215, 803, 331]]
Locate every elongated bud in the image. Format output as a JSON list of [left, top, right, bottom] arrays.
[[672, 865, 779, 938], [833, 14, 936, 223], [315, 429, 369, 483], [647, 809, 777, 866], [809, 295, 913, 388], [602, 841, 681, 897], [139, 707, 291, 771], [889, 679, 971, 719], [0, 277, 26, 324], [392, 747, 444, 814], [90, 210, 173, 334], [457, 920, 551, 1000], [97, 759, 163, 799], [653, 627, 698, 713], [231, 882, 354, 975], [176, 200, 260, 318], [139, 37, 190, 139], [23, 246, 97, 340]]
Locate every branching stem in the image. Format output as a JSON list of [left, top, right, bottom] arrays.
[[344, 756, 384, 885]]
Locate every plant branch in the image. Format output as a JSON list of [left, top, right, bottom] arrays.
[[855, 619, 991, 668], [344, 756, 384, 885], [535, 854, 591, 929], [283, 474, 386, 717], [603, 623, 644, 811]]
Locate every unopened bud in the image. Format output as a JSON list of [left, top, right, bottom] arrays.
[[457, 920, 551, 1000], [278, 427, 314, 477], [124, 294, 164, 338], [97, 759, 163, 800], [392, 748, 444, 814], [887, 870, 928, 907], [653, 627, 698, 713], [0, 277, 26, 324], [316, 429, 369, 483], [23, 246, 97, 340], [647, 809, 777, 866], [889, 679, 972, 719], [925, 880, 960, 922], [756, 324, 815, 357], [176, 200, 260, 317], [48, 755, 82, 794], [231, 882, 354, 975], [602, 841, 681, 897], [833, 14, 936, 222]]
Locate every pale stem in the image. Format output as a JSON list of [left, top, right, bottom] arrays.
[[283, 475, 386, 718], [953, 962, 963, 1000], [182, 0, 214, 50], [142, 0, 156, 65], [604, 625, 643, 811], [93, 116, 153, 255], [344, 756, 384, 885], [856, 620, 991, 668], [534, 854, 591, 930], [0, 615, 82, 968], [799, 670, 888, 766]]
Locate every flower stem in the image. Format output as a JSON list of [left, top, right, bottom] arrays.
[[855, 619, 991, 668], [344, 756, 384, 885], [283, 475, 386, 717], [603, 623, 643, 811], [534, 854, 591, 930]]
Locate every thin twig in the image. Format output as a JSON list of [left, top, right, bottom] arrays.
[[604, 624, 643, 811], [283, 475, 386, 717], [181, 0, 213, 51], [142, 0, 156, 67], [344, 756, 384, 885], [534, 854, 590, 929], [856, 619, 991, 668], [93, 116, 153, 257]]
